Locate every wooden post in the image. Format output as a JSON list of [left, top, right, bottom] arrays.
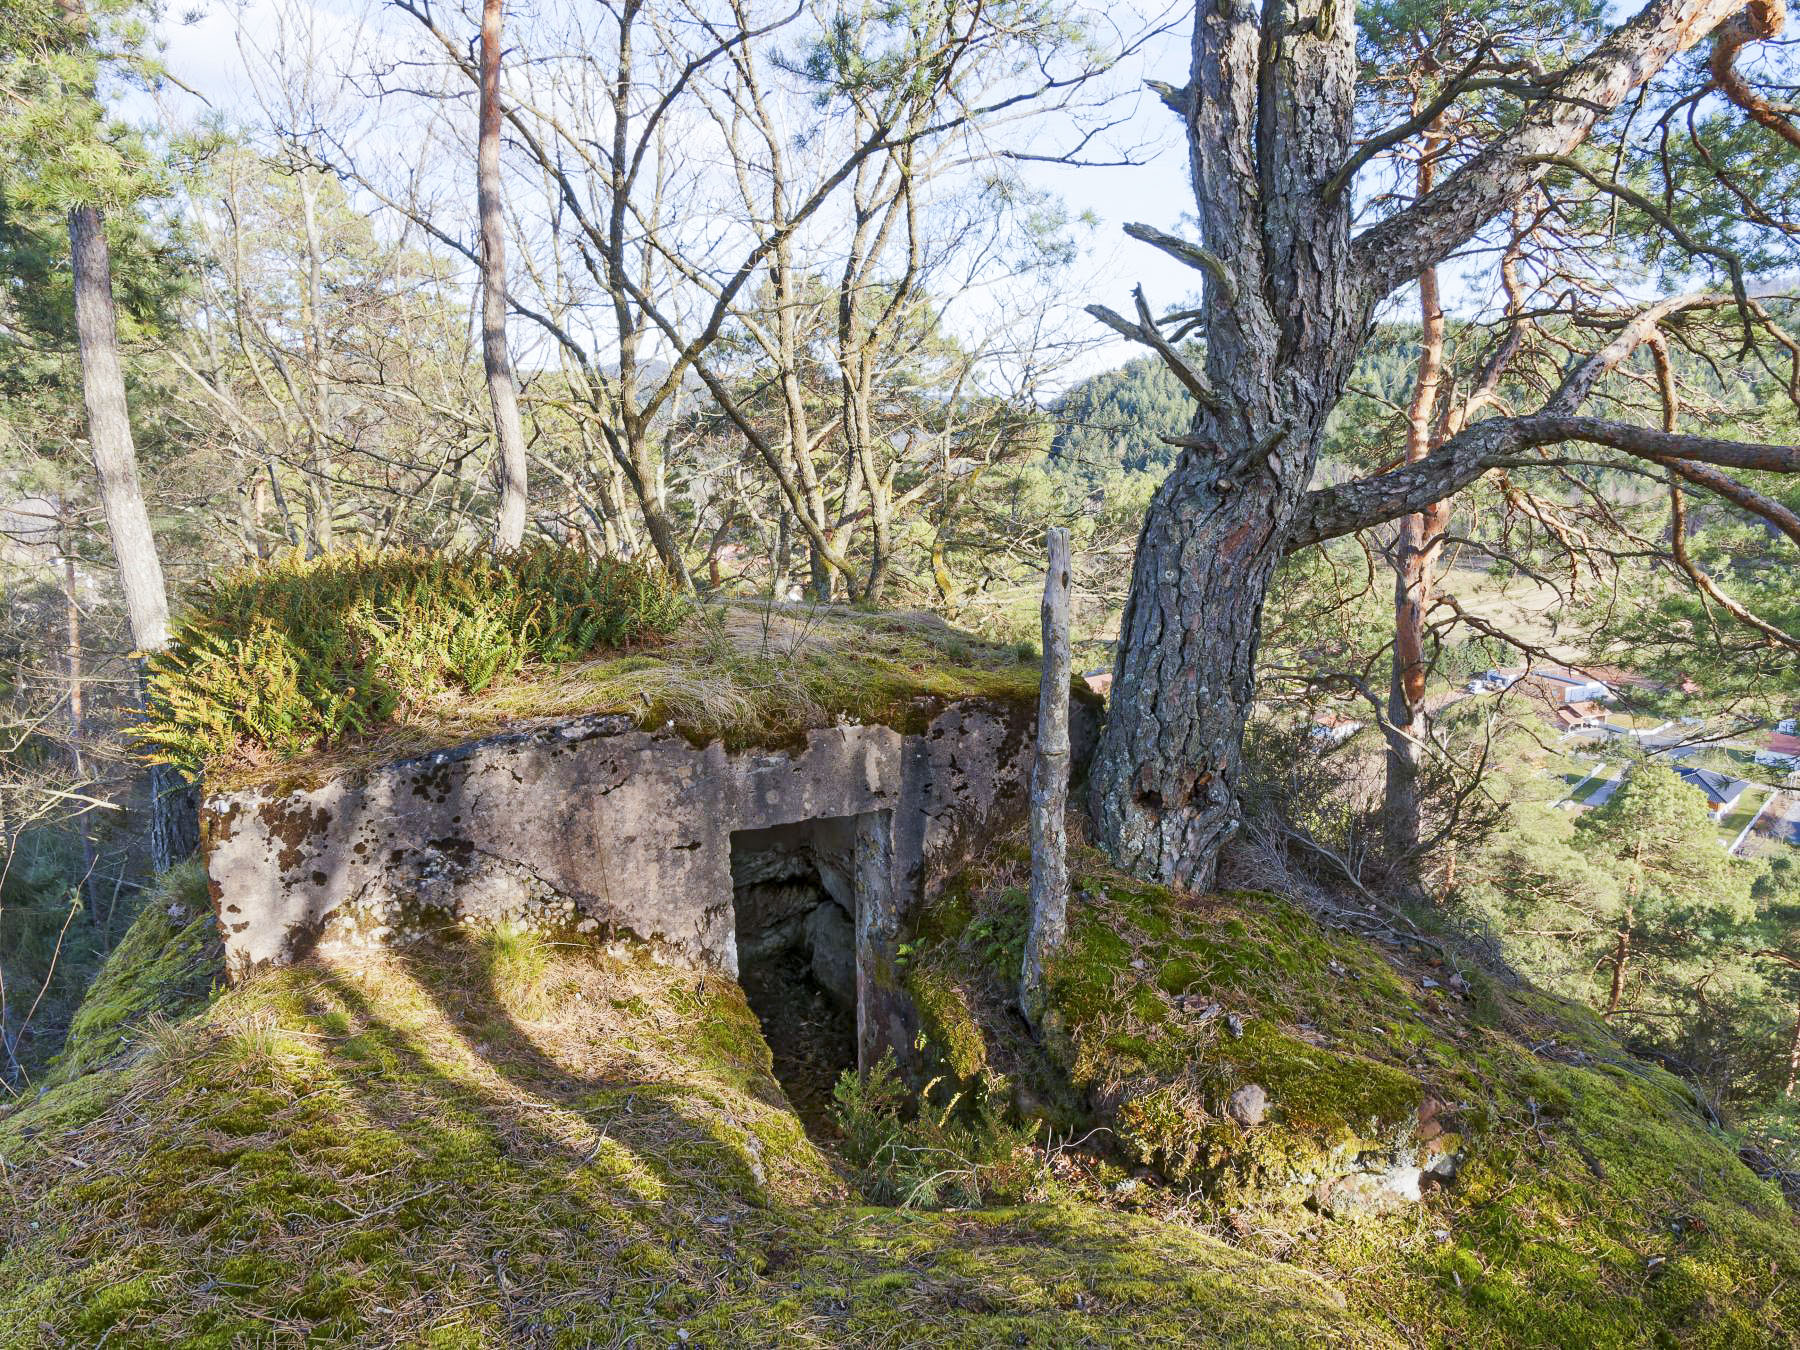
[[1021, 527, 1071, 1025]]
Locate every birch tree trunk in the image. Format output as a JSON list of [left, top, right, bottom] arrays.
[[478, 0, 529, 550], [1020, 527, 1072, 1025]]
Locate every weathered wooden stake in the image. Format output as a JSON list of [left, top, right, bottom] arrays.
[[1021, 527, 1071, 1026]]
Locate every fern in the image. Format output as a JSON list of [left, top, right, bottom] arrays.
[[138, 545, 689, 773]]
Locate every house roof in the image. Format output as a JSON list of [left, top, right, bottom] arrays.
[[1676, 765, 1749, 807], [1769, 732, 1800, 756], [1556, 702, 1608, 727], [1581, 665, 1661, 691]]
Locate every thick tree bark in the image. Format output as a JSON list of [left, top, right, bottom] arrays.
[[1090, 0, 1363, 889], [478, 0, 529, 550], [1093, 0, 1763, 889], [1021, 528, 1072, 1025]]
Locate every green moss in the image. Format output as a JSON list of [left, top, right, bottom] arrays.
[[890, 844, 1800, 1344], [11, 836, 1798, 1347], [1, 924, 1400, 1347], [211, 599, 1057, 792], [43, 862, 219, 1086], [907, 965, 989, 1081]]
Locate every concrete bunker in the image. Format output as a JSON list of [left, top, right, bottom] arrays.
[[203, 699, 1097, 1071], [730, 814, 886, 1134]]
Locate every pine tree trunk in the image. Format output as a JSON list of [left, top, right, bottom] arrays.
[[1085, 0, 1737, 890], [1606, 900, 1634, 1017], [1086, 0, 1363, 889], [478, 0, 529, 550], [1382, 238, 1449, 865], [1090, 468, 1290, 888]]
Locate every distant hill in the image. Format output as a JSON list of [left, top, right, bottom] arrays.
[[1048, 326, 1439, 493]]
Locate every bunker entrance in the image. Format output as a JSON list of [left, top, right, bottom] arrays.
[[731, 816, 872, 1138]]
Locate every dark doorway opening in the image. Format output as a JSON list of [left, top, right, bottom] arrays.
[[731, 818, 861, 1138]]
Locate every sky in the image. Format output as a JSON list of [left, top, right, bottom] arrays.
[[147, 0, 1205, 380]]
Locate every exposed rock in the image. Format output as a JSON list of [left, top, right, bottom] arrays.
[[1313, 1162, 1423, 1219], [1226, 1083, 1268, 1127], [202, 697, 1098, 1071], [804, 901, 856, 1010]]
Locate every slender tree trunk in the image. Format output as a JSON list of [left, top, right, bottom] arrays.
[[62, 547, 86, 783], [1382, 248, 1449, 865], [297, 177, 335, 556], [478, 0, 529, 549], [1605, 913, 1632, 1016], [68, 205, 193, 870], [863, 478, 894, 605], [1021, 527, 1072, 1025], [69, 207, 168, 652], [62, 543, 98, 919], [1785, 999, 1800, 1098], [1607, 871, 1638, 1017]]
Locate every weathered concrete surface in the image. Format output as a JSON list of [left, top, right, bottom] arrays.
[[204, 697, 1095, 1062]]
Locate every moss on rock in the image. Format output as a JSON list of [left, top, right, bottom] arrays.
[[11, 836, 1798, 1347], [43, 861, 220, 1088], [160, 565, 1076, 791], [906, 964, 989, 1083], [898, 844, 1800, 1346]]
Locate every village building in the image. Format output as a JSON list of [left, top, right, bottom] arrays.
[[1757, 730, 1800, 771], [1676, 765, 1751, 817]]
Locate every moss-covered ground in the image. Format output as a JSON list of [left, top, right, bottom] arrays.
[[9, 838, 1799, 1346], [0, 905, 1377, 1348], [901, 841, 1800, 1347]]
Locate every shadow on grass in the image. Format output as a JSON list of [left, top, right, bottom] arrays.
[[181, 926, 836, 1344]]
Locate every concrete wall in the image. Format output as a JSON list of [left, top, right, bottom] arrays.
[[203, 697, 1094, 1059]]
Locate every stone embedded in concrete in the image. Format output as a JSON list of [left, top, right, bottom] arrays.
[[203, 697, 1095, 1065]]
